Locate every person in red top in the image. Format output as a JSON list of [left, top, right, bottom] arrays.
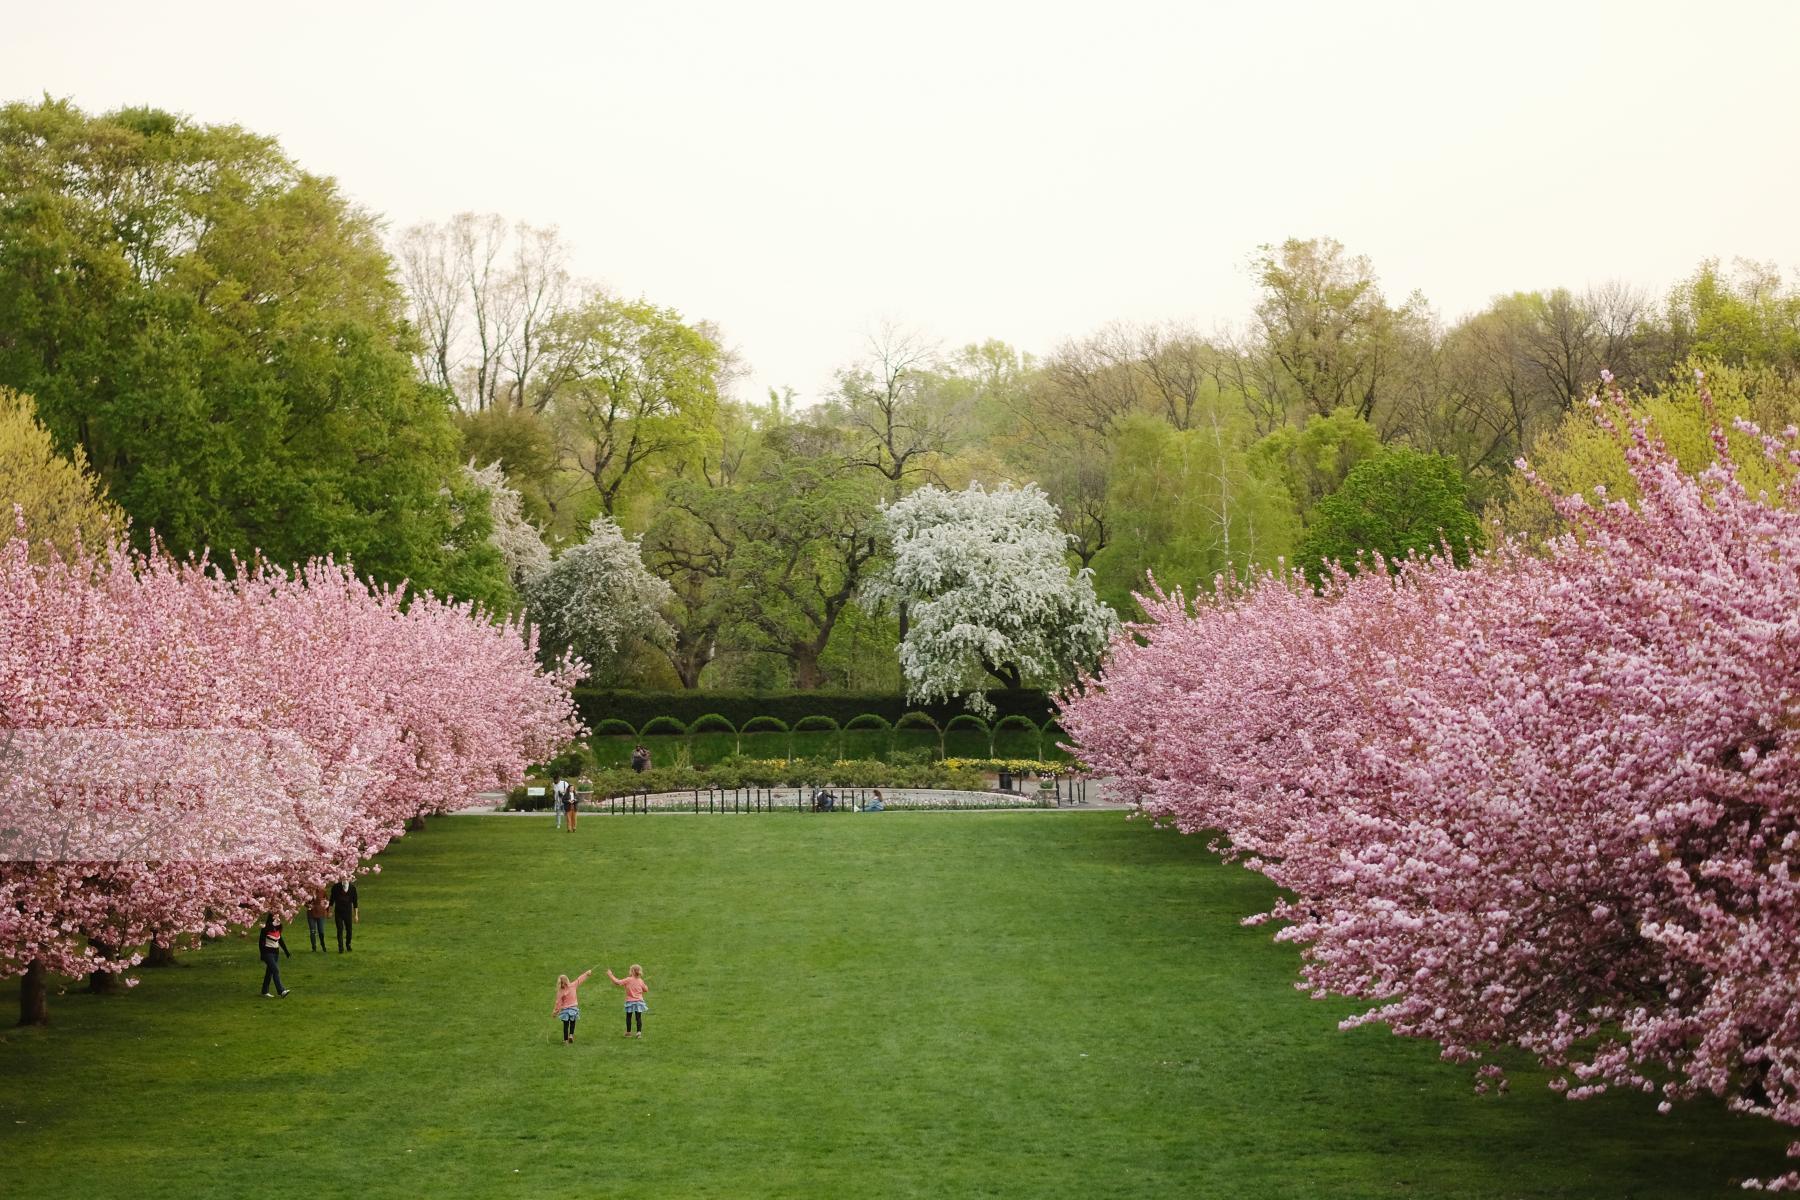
[[257, 914, 291, 998], [607, 963, 649, 1037], [554, 966, 596, 1044]]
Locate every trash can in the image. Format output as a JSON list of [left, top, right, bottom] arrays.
[[998, 768, 1012, 792]]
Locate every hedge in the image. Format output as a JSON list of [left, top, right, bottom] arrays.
[[741, 715, 790, 733], [895, 710, 940, 732], [640, 715, 689, 736], [844, 713, 892, 731], [571, 688, 1055, 731], [593, 717, 637, 737], [688, 713, 736, 735], [792, 715, 840, 732], [945, 713, 989, 733]]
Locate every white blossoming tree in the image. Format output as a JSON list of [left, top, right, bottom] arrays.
[[876, 482, 1118, 716], [464, 460, 551, 589], [527, 515, 674, 682]]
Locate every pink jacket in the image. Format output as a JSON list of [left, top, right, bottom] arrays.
[[553, 970, 591, 1014], [608, 970, 648, 1003]]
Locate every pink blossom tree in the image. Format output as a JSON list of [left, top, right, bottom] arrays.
[[1061, 376, 1800, 1188], [1, 524, 582, 1024]]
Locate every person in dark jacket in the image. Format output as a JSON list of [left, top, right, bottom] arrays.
[[329, 880, 359, 952], [258, 915, 291, 998]]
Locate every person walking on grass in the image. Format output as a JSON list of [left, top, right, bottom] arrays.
[[553, 776, 569, 830], [329, 878, 358, 952], [555, 966, 597, 1044], [258, 914, 291, 998], [565, 778, 581, 832], [607, 963, 649, 1037], [305, 889, 330, 952]]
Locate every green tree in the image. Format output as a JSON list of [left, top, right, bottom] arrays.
[[1295, 447, 1481, 584], [1248, 407, 1383, 525], [1095, 414, 1297, 612], [0, 99, 503, 602], [1253, 237, 1406, 420], [1662, 260, 1800, 371], [1487, 362, 1800, 546], [541, 293, 722, 518], [718, 423, 885, 689], [456, 406, 559, 524], [0, 387, 121, 559]]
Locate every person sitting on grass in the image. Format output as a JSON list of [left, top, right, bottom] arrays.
[[862, 788, 884, 812], [555, 966, 597, 1044], [607, 963, 649, 1037], [258, 914, 291, 999]]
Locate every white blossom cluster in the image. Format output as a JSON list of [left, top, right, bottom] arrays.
[[526, 515, 673, 681], [877, 482, 1117, 716], [464, 460, 551, 587]]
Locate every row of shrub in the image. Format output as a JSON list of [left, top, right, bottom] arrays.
[[505, 756, 991, 808], [582, 730, 1064, 771], [570, 688, 1056, 732], [587, 710, 1065, 738]]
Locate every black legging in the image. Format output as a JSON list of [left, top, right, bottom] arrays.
[[626, 1009, 642, 1033], [562, 1016, 577, 1040], [260, 952, 284, 995]]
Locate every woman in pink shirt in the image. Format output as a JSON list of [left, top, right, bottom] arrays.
[[607, 964, 649, 1037], [554, 966, 596, 1044]]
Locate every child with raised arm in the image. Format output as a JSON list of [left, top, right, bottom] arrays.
[[554, 965, 596, 1044], [607, 963, 649, 1037]]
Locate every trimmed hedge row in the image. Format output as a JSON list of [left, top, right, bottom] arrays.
[[571, 688, 1055, 731], [583, 712, 1065, 737]]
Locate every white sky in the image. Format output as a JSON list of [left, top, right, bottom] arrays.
[[6, 0, 1798, 402]]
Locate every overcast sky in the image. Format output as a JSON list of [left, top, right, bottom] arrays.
[[7, 0, 1798, 401]]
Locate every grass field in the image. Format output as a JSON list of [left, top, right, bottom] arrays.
[[2, 813, 1790, 1198]]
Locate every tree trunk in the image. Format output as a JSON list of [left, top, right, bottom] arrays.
[[19, 959, 47, 1026], [146, 941, 177, 968], [87, 941, 119, 994], [407, 815, 426, 832], [792, 649, 826, 690]]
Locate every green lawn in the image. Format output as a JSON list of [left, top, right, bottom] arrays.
[[2, 813, 1789, 1198]]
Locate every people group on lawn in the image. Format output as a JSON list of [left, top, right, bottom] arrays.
[[255, 879, 358, 997], [554, 963, 649, 1044]]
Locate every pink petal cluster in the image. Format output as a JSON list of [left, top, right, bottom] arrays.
[[0, 528, 582, 992], [1060, 386, 1800, 1189]]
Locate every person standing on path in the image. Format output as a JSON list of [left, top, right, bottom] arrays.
[[258, 915, 291, 998], [305, 889, 330, 951], [554, 966, 597, 1044], [607, 964, 649, 1037], [329, 879, 358, 952]]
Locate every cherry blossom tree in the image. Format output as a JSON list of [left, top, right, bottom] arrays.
[[1, 519, 582, 1024], [1061, 374, 1800, 1189], [877, 482, 1117, 716]]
